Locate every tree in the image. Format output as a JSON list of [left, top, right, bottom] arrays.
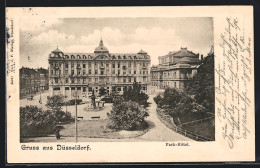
[[107, 97, 149, 131], [46, 94, 74, 123], [20, 105, 73, 135], [46, 94, 64, 112], [99, 87, 107, 97], [123, 81, 149, 107], [185, 53, 214, 112]]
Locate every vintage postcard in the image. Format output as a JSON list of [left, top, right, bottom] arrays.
[[6, 6, 254, 163]]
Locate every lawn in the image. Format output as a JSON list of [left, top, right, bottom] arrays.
[[60, 119, 149, 139], [182, 118, 215, 140]]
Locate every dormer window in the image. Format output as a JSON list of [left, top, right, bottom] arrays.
[[118, 56, 121, 59], [77, 55, 81, 59], [123, 55, 126, 59], [83, 55, 86, 59], [71, 55, 75, 59], [134, 56, 137, 59]]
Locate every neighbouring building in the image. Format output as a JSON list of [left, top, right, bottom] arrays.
[[20, 67, 49, 97], [151, 47, 203, 91], [48, 39, 151, 99]]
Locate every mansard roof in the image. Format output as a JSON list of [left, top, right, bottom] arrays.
[[50, 40, 150, 60]]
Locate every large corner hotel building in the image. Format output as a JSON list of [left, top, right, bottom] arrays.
[[48, 39, 151, 99]]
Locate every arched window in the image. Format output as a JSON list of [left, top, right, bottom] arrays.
[[77, 55, 81, 59], [83, 55, 86, 59], [71, 55, 75, 59]]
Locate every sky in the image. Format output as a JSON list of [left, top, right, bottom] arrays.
[[20, 17, 213, 69]]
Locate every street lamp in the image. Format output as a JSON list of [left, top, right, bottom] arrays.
[[73, 91, 78, 143], [38, 81, 42, 104]]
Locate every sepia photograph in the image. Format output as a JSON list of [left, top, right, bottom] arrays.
[[19, 17, 215, 143], [6, 6, 254, 163]]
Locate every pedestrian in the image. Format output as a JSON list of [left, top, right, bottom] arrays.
[[55, 129, 61, 140]]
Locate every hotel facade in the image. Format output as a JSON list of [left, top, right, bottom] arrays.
[[151, 47, 203, 91], [48, 39, 151, 99]]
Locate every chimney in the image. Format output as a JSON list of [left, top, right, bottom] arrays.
[[201, 54, 204, 60]]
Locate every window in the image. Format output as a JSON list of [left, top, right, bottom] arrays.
[[88, 78, 92, 82], [123, 77, 126, 83], [95, 78, 98, 82], [118, 62, 120, 68], [88, 87, 92, 92], [117, 87, 121, 92], [71, 87, 75, 90], [71, 63, 74, 68], [89, 69, 91, 74], [77, 87, 81, 90], [128, 62, 131, 67], [95, 69, 98, 74], [174, 82, 177, 88], [54, 77, 58, 83], [77, 78, 80, 83], [51, 70, 53, 75], [88, 62, 91, 67], [112, 62, 115, 68], [134, 62, 136, 67], [112, 86, 116, 91], [83, 87, 86, 92], [77, 70, 80, 75], [118, 70, 120, 74], [83, 70, 86, 75], [65, 63, 68, 68], [83, 78, 86, 84], [65, 87, 69, 90], [83, 64, 86, 68], [112, 69, 115, 74], [143, 76, 147, 82], [101, 70, 104, 75], [71, 70, 74, 75], [128, 77, 131, 82], [65, 78, 68, 83], [134, 70, 136, 74], [174, 72, 176, 78], [53, 87, 60, 90]]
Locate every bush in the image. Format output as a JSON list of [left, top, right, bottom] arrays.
[[123, 81, 149, 108], [101, 96, 113, 103], [20, 105, 74, 136], [107, 97, 149, 131], [67, 99, 82, 105], [154, 88, 207, 123]]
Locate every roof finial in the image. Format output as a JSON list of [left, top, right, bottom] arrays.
[[57, 46, 59, 49]]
